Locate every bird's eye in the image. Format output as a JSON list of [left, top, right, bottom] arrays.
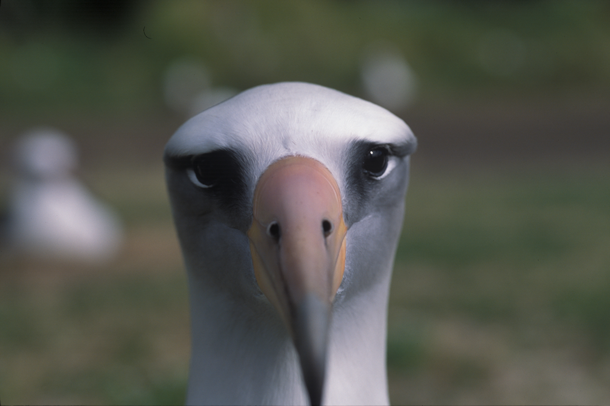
[[363, 146, 389, 177], [187, 152, 227, 188]]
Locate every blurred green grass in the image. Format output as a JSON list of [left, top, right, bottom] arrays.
[[387, 163, 610, 403], [1, 162, 609, 404], [2, 1, 610, 114]]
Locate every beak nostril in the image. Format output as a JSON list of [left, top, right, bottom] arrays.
[[267, 222, 281, 240], [322, 220, 332, 237]]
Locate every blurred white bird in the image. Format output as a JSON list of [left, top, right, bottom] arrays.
[[360, 43, 418, 112], [5, 128, 122, 263]]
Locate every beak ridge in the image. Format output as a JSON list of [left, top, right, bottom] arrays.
[[247, 156, 347, 405]]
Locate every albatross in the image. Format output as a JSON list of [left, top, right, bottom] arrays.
[[164, 82, 417, 405], [5, 128, 122, 262]]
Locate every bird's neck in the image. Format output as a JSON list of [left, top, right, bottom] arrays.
[[186, 280, 391, 405], [325, 285, 391, 405]]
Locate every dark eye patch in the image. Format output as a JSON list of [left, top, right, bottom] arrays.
[[344, 139, 415, 225], [192, 150, 237, 187], [165, 149, 247, 210]]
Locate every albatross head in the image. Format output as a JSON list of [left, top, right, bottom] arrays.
[[164, 82, 416, 405]]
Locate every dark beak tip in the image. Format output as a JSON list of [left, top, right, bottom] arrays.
[[305, 379, 324, 406], [292, 294, 332, 406]]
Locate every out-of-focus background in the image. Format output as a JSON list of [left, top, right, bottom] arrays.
[[1, 1, 609, 404]]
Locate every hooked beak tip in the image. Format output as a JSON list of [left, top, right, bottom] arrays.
[[292, 294, 331, 406]]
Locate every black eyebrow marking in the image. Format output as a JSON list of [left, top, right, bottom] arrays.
[[163, 152, 193, 170], [347, 137, 417, 164], [163, 148, 247, 176], [389, 137, 417, 157]]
